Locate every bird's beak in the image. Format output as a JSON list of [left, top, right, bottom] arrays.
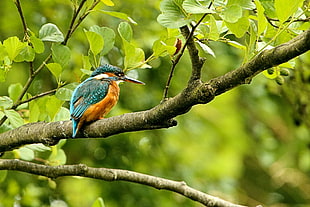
[[122, 76, 145, 85]]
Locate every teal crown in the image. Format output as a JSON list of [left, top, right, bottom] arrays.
[[91, 64, 123, 77]]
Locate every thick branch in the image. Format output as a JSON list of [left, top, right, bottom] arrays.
[[0, 159, 245, 207], [209, 29, 310, 95], [0, 29, 309, 153]]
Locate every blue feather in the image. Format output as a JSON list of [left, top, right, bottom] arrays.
[[70, 77, 110, 137]]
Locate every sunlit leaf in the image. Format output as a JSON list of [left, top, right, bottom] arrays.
[[29, 100, 40, 122], [228, 0, 256, 10], [30, 35, 45, 53], [227, 40, 246, 50], [275, 0, 304, 23], [92, 197, 105, 207], [54, 107, 70, 121], [46, 63, 62, 80], [45, 95, 64, 121], [0, 96, 13, 110], [49, 147, 66, 166], [99, 10, 137, 24], [85, 31, 104, 56], [0, 43, 8, 61], [208, 14, 219, 40], [39, 23, 64, 42], [15, 147, 35, 161], [221, 4, 242, 23], [51, 44, 71, 67], [4, 109, 24, 128], [118, 22, 133, 42], [55, 83, 79, 101], [3, 36, 27, 60], [89, 26, 115, 55], [225, 16, 250, 38], [182, 0, 215, 14], [8, 83, 23, 102], [101, 0, 114, 6], [157, 0, 191, 28], [26, 144, 51, 152], [255, 0, 268, 35], [196, 41, 216, 57], [14, 45, 35, 62]]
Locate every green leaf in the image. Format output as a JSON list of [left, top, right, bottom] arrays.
[[36, 96, 49, 121], [118, 22, 133, 42], [8, 83, 23, 102], [101, 0, 114, 6], [196, 41, 215, 57], [208, 14, 219, 40], [157, 0, 191, 28], [227, 40, 246, 50], [99, 10, 137, 24], [228, 0, 256, 10], [49, 147, 66, 166], [26, 144, 50, 153], [152, 38, 176, 57], [260, 0, 277, 19], [182, 0, 215, 14], [54, 107, 70, 121], [221, 4, 243, 23], [0, 96, 13, 110], [51, 44, 71, 67], [0, 43, 8, 61], [124, 43, 145, 69], [225, 16, 250, 38], [15, 147, 34, 161], [92, 197, 105, 207], [55, 83, 79, 101], [39, 23, 64, 42], [30, 36, 45, 53], [0, 170, 7, 183], [46, 63, 63, 80], [275, 0, 304, 23], [14, 45, 35, 62], [29, 100, 40, 122], [3, 36, 27, 60], [4, 109, 24, 128], [46, 95, 64, 121], [89, 26, 116, 55], [254, 0, 268, 35], [85, 31, 104, 56]]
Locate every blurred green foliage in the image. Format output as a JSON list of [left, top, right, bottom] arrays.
[[0, 0, 310, 207]]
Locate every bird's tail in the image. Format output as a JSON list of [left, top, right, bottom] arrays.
[[72, 119, 79, 138]]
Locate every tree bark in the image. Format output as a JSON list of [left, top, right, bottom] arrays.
[[0, 29, 309, 153]]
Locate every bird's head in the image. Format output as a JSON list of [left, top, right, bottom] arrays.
[[91, 64, 144, 85]]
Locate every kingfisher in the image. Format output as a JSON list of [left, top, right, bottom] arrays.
[[70, 64, 144, 138]]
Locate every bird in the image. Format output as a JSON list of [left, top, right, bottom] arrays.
[[70, 64, 144, 138]]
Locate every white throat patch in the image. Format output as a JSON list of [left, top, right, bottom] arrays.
[[94, 73, 110, 80]]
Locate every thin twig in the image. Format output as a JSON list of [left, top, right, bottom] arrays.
[[18, 89, 58, 105], [14, 0, 28, 38], [70, 0, 101, 36], [0, 0, 97, 128], [63, 0, 87, 45], [0, 159, 246, 207], [162, 13, 208, 100]]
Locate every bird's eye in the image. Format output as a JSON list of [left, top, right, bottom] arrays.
[[116, 72, 123, 77]]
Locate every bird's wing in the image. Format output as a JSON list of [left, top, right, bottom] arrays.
[[70, 78, 110, 120]]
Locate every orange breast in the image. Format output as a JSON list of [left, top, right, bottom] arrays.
[[80, 81, 120, 124]]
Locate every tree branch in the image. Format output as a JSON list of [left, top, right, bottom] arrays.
[[0, 159, 246, 207], [0, 29, 309, 153]]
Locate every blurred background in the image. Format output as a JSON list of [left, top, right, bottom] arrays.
[[0, 0, 310, 206]]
